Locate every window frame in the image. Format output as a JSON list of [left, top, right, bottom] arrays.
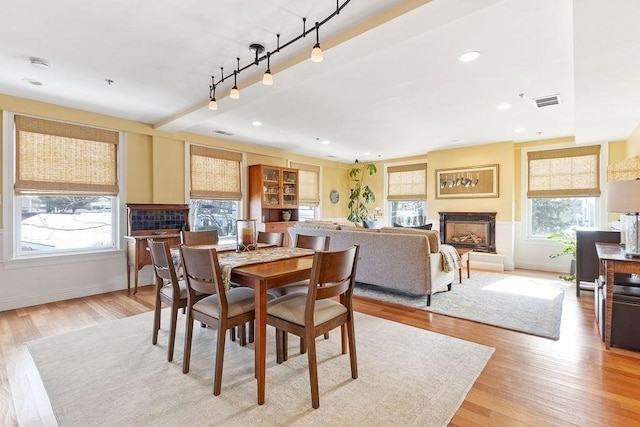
[[3, 111, 124, 260], [185, 143, 246, 243], [522, 144, 605, 240], [289, 161, 320, 221]]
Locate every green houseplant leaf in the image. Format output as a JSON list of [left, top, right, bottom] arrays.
[[347, 160, 377, 223]]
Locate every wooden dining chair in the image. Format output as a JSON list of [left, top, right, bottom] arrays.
[[181, 230, 219, 246], [179, 245, 257, 395], [257, 231, 284, 247], [147, 239, 207, 362], [268, 234, 331, 353], [266, 245, 360, 409]]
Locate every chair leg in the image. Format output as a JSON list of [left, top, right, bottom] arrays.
[[213, 322, 227, 396], [239, 323, 247, 347], [346, 319, 358, 379], [167, 303, 179, 362], [248, 321, 254, 343], [324, 332, 330, 340], [276, 329, 284, 364], [306, 329, 320, 409], [283, 331, 288, 361], [229, 327, 236, 342], [341, 324, 347, 354], [300, 336, 306, 354], [182, 314, 194, 374], [152, 295, 162, 346]]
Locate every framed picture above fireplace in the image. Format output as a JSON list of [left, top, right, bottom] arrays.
[[435, 164, 499, 199]]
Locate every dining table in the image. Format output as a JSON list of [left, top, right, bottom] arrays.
[[229, 253, 315, 405]]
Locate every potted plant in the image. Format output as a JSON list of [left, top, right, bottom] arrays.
[[548, 229, 576, 281], [347, 160, 377, 224]]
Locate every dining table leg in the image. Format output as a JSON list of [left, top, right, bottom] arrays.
[[254, 282, 268, 405]]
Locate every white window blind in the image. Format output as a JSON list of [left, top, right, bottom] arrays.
[[14, 115, 119, 195], [527, 145, 600, 198], [190, 145, 242, 199], [290, 161, 320, 206], [387, 163, 427, 201]]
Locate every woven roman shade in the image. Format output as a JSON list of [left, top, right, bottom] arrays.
[[290, 161, 320, 205], [14, 115, 119, 195], [387, 163, 427, 201], [527, 146, 600, 198], [190, 145, 242, 199]]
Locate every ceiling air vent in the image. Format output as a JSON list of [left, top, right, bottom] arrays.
[[213, 129, 234, 136], [533, 94, 560, 108]]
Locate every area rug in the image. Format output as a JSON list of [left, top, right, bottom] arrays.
[[354, 271, 566, 340], [27, 310, 494, 427]]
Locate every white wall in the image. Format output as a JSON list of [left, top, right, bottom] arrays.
[[0, 230, 134, 311]]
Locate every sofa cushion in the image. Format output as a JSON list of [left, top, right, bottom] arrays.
[[379, 227, 441, 253], [294, 221, 340, 230]]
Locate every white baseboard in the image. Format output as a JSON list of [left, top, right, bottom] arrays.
[[469, 252, 505, 272]]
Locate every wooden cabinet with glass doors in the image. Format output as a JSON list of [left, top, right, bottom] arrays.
[[249, 165, 299, 246]]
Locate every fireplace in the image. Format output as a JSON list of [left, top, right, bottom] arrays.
[[439, 212, 496, 253]]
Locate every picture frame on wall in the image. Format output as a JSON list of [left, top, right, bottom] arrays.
[[435, 164, 499, 199]]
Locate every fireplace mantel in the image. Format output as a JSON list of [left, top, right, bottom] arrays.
[[439, 212, 496, 253]]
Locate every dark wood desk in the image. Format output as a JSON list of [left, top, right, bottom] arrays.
[[595, 243, 640, 349], [230, 256, 314, 405]]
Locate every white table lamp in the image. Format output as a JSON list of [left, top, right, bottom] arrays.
[[607, 179, 640, 257]]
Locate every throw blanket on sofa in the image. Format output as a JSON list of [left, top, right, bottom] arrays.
[[440, 245, 462, 272]]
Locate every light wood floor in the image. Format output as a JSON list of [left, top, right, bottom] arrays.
[[2, 269, 640, 426]]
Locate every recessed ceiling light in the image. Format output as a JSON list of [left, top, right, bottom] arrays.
[[514, 128, 526, 133], [22, 78, 43, 86], [498, 103, 512, 110], [451, 139, 462, 144], [363, 152, 371, 156], [321, 140, 330, 145], [252, 121, 263, 126], [458, 51, 481, 63], [29, 57, 50, 70]]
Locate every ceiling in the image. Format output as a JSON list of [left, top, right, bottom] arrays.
[[1, 0, 639, 163]]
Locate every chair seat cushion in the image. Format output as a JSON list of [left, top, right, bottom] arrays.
[[193, 287, 256, 319], [267, 280, 309, 298], [160, 280, 188, 300], [267, 293, 347, 327]]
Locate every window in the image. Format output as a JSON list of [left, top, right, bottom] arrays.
[[527, 145, 600, 236], [387, 163, 427, 226], [10, 115, 119, 256], [290, 161, 320, 220], [188, 145, 242, 242]]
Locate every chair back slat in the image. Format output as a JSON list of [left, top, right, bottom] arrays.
[[181, 230, 219, 246], [306, 245, 359, 304], [257, 231, 284, 247], [179, 245, 226, 302], [295, 234, 330, 251], [148, 240, 179, 285]]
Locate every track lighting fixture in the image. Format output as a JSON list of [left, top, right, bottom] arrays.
[[206, 0, 350, 110], [311, 22, 323, 63], [263, 52, 273, 85]]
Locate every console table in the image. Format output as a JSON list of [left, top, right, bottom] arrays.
[[595, 243, 640, 350]]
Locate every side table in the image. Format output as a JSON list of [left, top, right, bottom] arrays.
[[455, 248, 472, 284], [595, 242, 640, 349]]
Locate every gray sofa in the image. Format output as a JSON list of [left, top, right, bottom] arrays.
[[288, 222, 455, 305]]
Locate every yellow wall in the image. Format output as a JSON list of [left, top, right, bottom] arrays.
[[427, 142, 514, 222], [126, 133, 153, 203], [323, 163, 350, 219]]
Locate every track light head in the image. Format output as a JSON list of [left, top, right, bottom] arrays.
[[263, 70, 273, 85], [209, 97, 218, 110], [311, 43, 323, 62]]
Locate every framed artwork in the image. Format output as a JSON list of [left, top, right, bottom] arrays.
[[435, 164, 499, 199]]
